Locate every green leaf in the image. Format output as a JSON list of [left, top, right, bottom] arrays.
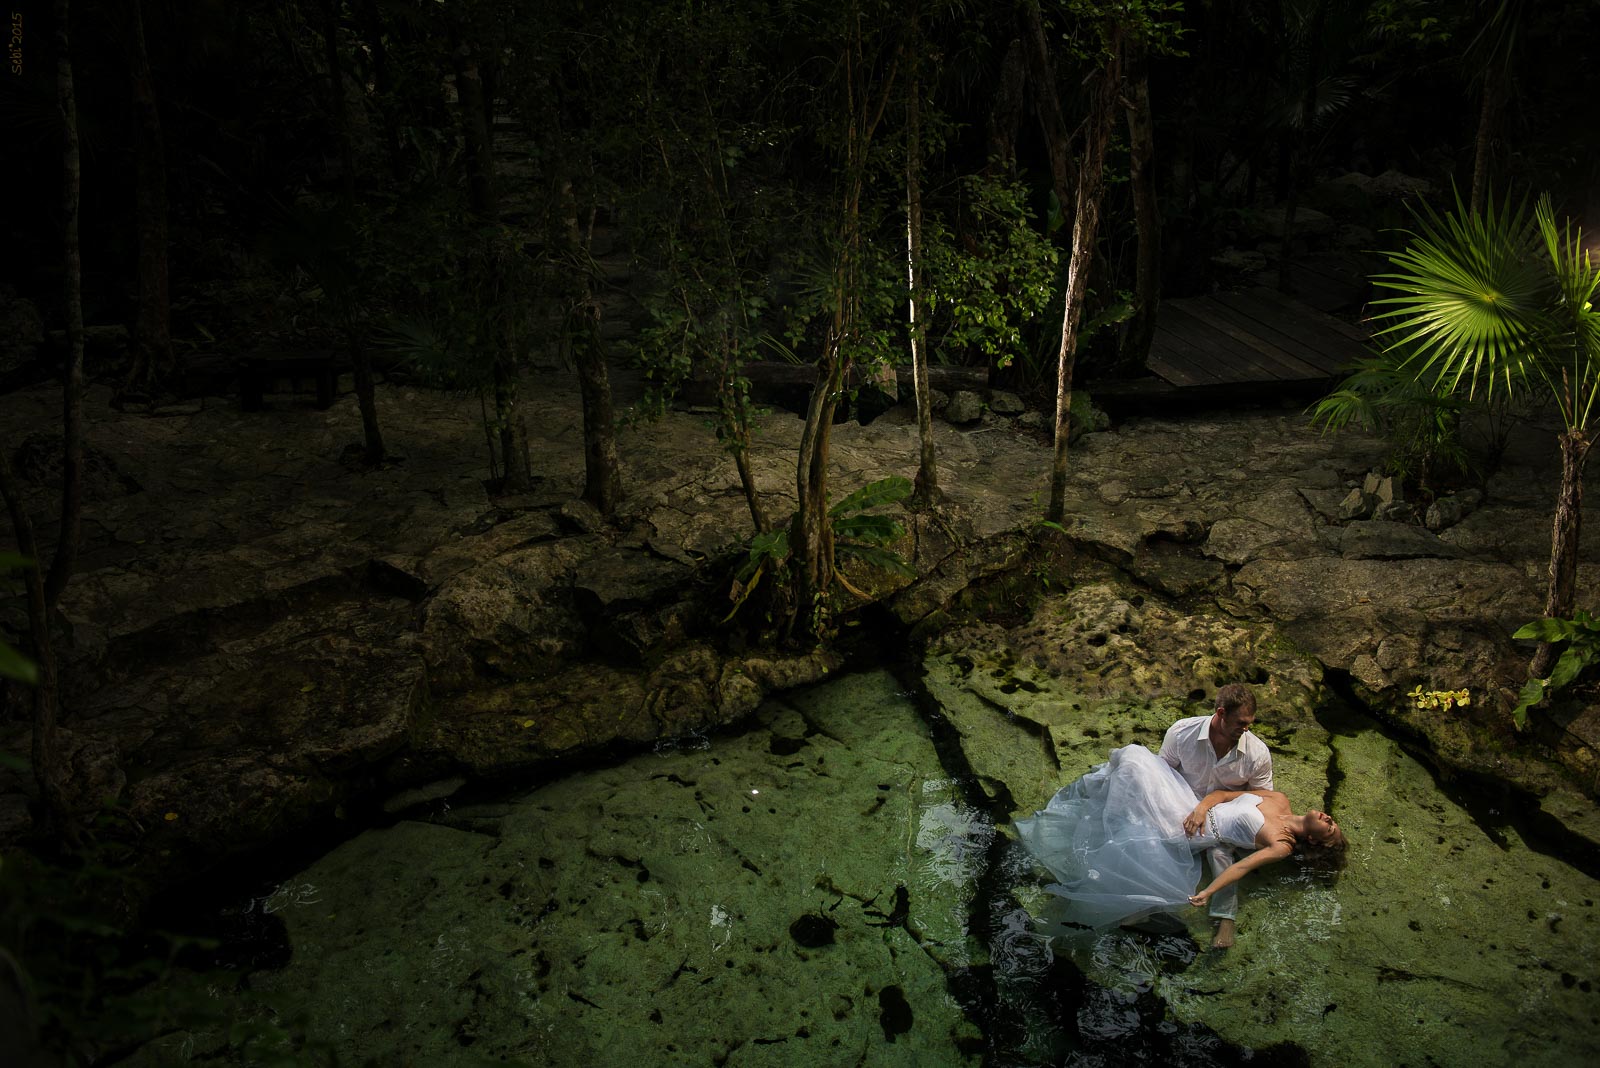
[[0, 642, 37, 685], [1510, 676, 1547, 730], [833, 513, 903, 546], [0, 552, 34, 571], [835, 542, 916, 578], [1513, 617, 1580, 642], [1547, 645, 1597, 692], [828, 476, 913, 518]]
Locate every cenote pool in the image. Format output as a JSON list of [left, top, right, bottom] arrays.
[[128, 669, 1600, 1066]]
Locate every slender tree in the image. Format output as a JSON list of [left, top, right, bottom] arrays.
[[904, 15, 937, 506], [320, 0, 386, 466], [1118, 40, 1161, 373], [123, 0, 175, 401], [1045, 24, 1122, 523]]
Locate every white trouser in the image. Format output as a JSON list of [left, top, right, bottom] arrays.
[[1204, 844, 1239, 921]]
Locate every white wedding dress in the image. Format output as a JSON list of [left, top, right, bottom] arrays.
[[1014, 744, 1265, 929]]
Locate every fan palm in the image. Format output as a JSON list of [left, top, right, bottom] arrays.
[[1372, 192, 1600, 678]]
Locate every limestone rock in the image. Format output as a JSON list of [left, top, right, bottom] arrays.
[[988, 390, 1025, 416], [1426, 489, 1483, 531], [945, 390, 984, 425], [1338, 487, 1374, 520]]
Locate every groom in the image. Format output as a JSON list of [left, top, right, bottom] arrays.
[[1159, 682, 1272, 949]]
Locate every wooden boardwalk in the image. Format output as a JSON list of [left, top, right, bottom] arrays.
[[1145, 285, 1371, 390]]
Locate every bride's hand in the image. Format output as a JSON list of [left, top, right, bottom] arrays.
[[1189, 890, 1211, 907], [1182, 805, 1206, 837]]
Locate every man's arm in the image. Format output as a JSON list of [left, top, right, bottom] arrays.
[[1158, 720, 1184, 769], [1246, 738, 1273, 791], [1181, 789, 1248, 836]]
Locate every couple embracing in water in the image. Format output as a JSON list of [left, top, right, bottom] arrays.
[[1016, 684, 1347, 950]]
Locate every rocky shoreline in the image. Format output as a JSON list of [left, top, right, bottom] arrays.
[[2, 371, 1597, 887]]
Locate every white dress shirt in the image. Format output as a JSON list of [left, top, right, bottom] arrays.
[[1158, 714, 1273, 798]]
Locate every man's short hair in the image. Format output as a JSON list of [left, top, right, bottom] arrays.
[[1215, 683, 1256, 718]]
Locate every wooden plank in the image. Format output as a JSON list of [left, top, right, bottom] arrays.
[[1175, 300, 1332, 381], [1145, 330, 1222, 387], [1198, 296, 1356, 378], [1162, 302, 1296, 383], [1234, 285, 1371, 344], [1149, 309, 1238, 385], [1214, 290, 1371, 373]]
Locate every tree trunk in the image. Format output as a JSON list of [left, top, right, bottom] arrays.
[[1022, 0, 1073, 223], [353, 0, 405, 180], [1469, 64, 1503, 217], [1120, 46, 1160, 374], [559, 175, 620, 515], [0, 454, 69, 833], [794, 338, 845, 635], [906, 55, 937, 507], [453, 33, 528, 492], [124, 0, 174, 400], [453, 42, 496, 218], [323, 0, 386, 466], [349, 328, 386, 465], [985, 37, 1026, 176], [1532, 429, 1591, 677], [45, 0, 83, 612], [573, 298, 621, 515], [1046, 33, 1121, 524], [492, 360, 532, 492], [732, 434, 768, 534]]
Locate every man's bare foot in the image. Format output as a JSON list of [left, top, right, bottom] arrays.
[[1211, 919, 1236, 949]]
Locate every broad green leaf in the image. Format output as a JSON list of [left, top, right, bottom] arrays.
[[833, 513, 904, 545], [835, 542, 916, 578], [1513, 617, 1579, 642], [829, 476, 913, 517], [1510, 676, 1547, 730]]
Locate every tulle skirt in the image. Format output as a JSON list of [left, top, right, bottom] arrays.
[[1015, 745, 1212, 929]]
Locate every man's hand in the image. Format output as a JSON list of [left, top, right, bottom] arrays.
[[1182, 804, 1207, 837]]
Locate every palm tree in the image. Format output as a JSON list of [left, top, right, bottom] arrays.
[[1372, 192, 1600, 678]]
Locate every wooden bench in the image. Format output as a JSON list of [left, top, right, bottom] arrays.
[[238, 351, 339, 411]]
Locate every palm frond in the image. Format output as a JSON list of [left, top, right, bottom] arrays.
[[1369, 190, 1550, 400]]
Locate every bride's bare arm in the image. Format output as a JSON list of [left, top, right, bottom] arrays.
[[1187, 841, 1293, 905]]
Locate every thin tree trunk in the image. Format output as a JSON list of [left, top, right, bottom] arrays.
[[1469, 65, 1503, 216], [559, 175, 620, 515], [1022, 0, 1074, 224], [985, 37, 1026, 176], [573, 298, 621, 515], [1046, 33, 1121, 524], [323, 0, 386, 466], [795, 337, 845, 633], [0, 454, 69, 833], [453, 33, 528, 492], [732, 438, 768, 533], [349, 328, 386, 463], [125, 0, 174, 399], [1120, 47, 1160, 373], [353, 0, 405, 180], [906, 54, 937, 507], [1532, 430, 1591, 677], [45, 0, 83, 612]]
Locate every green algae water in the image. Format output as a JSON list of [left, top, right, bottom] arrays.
[[128, 670, 1600, 1066]]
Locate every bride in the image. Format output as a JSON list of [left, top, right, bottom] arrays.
[[1015, 744, 1347, 930]]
